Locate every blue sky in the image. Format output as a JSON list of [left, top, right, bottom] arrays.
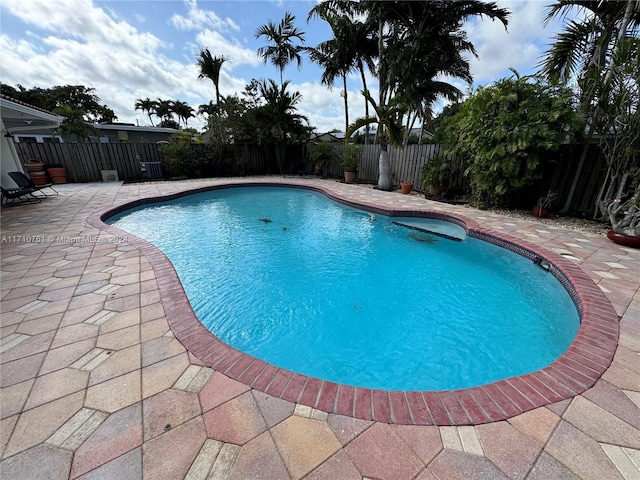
[[0, 0, 575, 132]]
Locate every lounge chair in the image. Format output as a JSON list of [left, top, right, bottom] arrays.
[[1, 186, 41, 206], [8, 171, 58, 197]]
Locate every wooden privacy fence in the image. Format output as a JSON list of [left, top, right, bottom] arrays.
[[15, 143, 163, 183]]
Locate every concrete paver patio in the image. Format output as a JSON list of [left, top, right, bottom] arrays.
[[1, 177, 638, 480]]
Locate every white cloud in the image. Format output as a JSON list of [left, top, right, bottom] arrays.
[[194, 29, 261, 68], [171, 0, 239, 32]]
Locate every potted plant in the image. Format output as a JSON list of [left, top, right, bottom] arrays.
[[604, 186, 640, 247], [308, 142, 339, 178], [533, 191, 558, 218], [421, 153, 449, 198], [341, 144, 362, 184], [46, 164, 68, 184]]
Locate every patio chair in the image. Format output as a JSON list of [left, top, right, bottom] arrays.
[[1, 186, 41, 206], [8, 171, 58, 197]]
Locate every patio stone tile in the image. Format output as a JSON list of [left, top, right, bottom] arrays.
[[67, 293, 105, 310], [88, 344, 140, 386], [390, 424, 443, 465], [85, 370, 141, 413], [563, 396, 640, 448], [2, 284, 44, 301], [508, 407, 560, 448], [104, 293, 140, 312], [305, 450, 362, 480], [1, 294, 41, 313], [327, 413, 373, 446], [0, 379, 34, 419], [345, 422, 423, 480], [0, 331, 55, 364], [38, 286, 76, 302], [603, 362, 640, 391], [140, 317, 170, 342], [39, 338, 96, 375], [224, 432, 289, 480], [199, 371, 251, 413], [203, 391, 267, 445], [252, 389, 295, 428], [425, 449, 510, 480], [73, 280, 109, 296], [60, 303, 106, 327], [141, 352, 190, 399], [601, 443, 640, 479], [74, 446, 142, 480], [143, 389, 202, 441], [582, 380, 640, 430], [70, 403, 143, 479], [0, 311, 25, 327], [476, 421, 539, 480], [173, 365, 213, 393], [0, 443, 73, 480], [1, 415, 18, 457], [0, 352, 45, 387], [97, 324, 139, 351], [3, 391, 84, 459], [140, 289, 161, 306], [141, 336, 186, 367], [546, 398, 573, 417], [142, 416, 207, 480], [51, 323, 99, 349], [527, 452, 580, 480], [271, 414, 341, 480], [141, 303, 165, 322], [96, 308, 140, 335], [15, 313, 63, 336], [46, 408, 109, 451], [24, 368, 89, 410], [545, 420, 624, 480]]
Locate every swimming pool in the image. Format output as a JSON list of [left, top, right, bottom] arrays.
[[109, 186, 580, 391]]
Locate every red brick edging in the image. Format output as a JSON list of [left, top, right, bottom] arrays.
[[88, 182, 619, 426]]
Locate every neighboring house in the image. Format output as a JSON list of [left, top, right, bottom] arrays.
[[13, 122, 179, 144], [309, 132, 342, 143], [0, 94, 63, 188]]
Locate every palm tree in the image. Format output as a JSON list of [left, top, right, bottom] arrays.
[[196, 48, 228, 106], [255, 12, 305, 86], [154, 98, 175, 124], [539, 0, 640, 211], [255, 79, 309, 172], [172, 100, 195, 128], [134, 98, 158, 126]]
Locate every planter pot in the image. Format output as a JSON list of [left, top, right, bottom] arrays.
[[401, 182, 414, 195], [24, 158, 44, 172], [533, 206, 551, 218], [29, 171, 49, 186], [344, 171, 356, 184], [607, 230, 640, 248], [47, 167, 67, 184]]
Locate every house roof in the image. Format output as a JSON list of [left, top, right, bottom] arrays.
[[0, 94, 63, 133]]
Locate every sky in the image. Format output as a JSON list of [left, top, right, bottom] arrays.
[[0, 0, 576, 133]]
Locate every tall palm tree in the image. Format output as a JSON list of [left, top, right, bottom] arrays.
[[539, 0, 640, 211], [154, 99, 175, 124], [196, 47, 228, 106], [134, 98, 158, 126], [172, 100, 195, 128], [255, 12, 305, 86]]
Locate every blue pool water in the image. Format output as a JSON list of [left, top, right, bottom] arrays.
[[109, 186, 579, 390]]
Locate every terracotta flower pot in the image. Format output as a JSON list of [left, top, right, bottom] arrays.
[[24, 158, 44, 172], [607, 230, 640, 248], [29, 171, 49, 186], [533, 206, 550, 218], [401, 182, 414, 194], [344, 171, 356, 184], [47, 167, 67, 184]]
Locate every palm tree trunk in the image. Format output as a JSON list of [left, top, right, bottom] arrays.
[[342, 74, 349, 147]]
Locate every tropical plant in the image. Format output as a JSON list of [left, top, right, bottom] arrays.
[[172, 100, 195, 128], [539, 0, 640, 211], [254, 79, 310, 172], [196, 47, 228, 106], [53, 104, 97, 140], [441, 71, 583, 208], [340, 144, 362, 172], [308, 142, 340, 176], [255, 12, 305, 86], [134, 98, 158, 126]]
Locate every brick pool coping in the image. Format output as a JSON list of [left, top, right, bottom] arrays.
[[88, 181, 619, 426]]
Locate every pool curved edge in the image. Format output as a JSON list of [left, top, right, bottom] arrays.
[[88, 181, 619, 426]]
